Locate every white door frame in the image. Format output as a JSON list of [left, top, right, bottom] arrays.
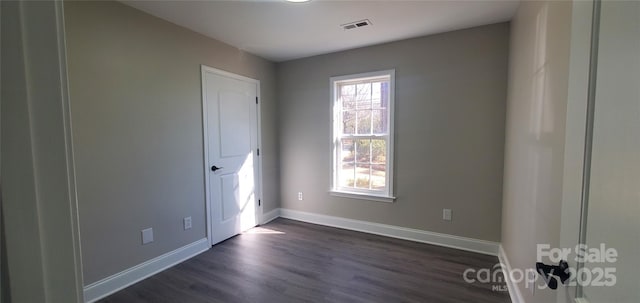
[[557, 1, 595, 302], [200, 65, 263, 246], [2, 1, 84, 301]]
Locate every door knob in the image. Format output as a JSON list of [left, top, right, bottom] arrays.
[[211, 165, 223, 172], [536, 260, 571, 289]]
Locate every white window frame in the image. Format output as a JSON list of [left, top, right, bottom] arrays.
[[330, 70, 396, 203]]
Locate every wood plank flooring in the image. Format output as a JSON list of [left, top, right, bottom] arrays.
[[99, 218, 510, 303]]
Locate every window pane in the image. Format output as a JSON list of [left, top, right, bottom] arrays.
[[355, 163, 371, 189], [372, 109, 387, 134], [340, 84, 355, 97], [356, 83, 372, 110], [356, 110, 371, 134], [371, 139, 386, 164], [342, 97, 355, 110], [355, 139, 371, 163], [340, 162, 355, 188], [372, 81, 382, 108], [340, 139, 354, 162], [342, 110, 355, 134], [371, 163, 386, 190], [339, 139, 355, 188], [356, 83, 371, 98], [341, 84, 355, 110]]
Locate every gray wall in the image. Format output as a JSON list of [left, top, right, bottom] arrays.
[[277, 23, 509, 242], [64, 1, 279, 284], [500, 1, 572, 302]]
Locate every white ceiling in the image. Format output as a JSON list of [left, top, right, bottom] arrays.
[[122, 0, 519, 62]]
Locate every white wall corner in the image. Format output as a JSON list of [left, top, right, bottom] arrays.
[[260, 208, 281, 225], [498, 245, 525, 303], [279, 208, 500, 256], [83, 238, 210, 303]]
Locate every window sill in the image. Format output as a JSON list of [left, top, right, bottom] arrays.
[[329, 190, 396, 203]]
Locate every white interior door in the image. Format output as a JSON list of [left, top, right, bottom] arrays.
[[558, 2, 639, 302], [202, 66, 260, 245], [576, 2, 639, 302]]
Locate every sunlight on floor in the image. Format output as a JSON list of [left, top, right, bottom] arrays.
[[242, 226, 286, 235]]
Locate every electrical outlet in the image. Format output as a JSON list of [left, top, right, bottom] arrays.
[[141, 228, 153, 245], [298, 192, 303, 201], [183, 217, 192, 230], [443, 209, 452, 221]]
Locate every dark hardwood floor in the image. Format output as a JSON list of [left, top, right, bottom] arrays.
[[99, 218, 510, 303]]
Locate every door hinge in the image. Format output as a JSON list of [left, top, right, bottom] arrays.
[[258, 199, 261, 206], [256, 96, 258, 104], [257, 148, 260, 156]]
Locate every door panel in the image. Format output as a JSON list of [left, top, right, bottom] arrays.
[[221, 174, 239, 221], [219, 92, 252, 157], [580, 1, 640, 302], [559, 2, 639, 302], [203, 67, 259, 245]]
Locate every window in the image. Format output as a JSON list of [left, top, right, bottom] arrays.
[[330, 70, 395, 202]]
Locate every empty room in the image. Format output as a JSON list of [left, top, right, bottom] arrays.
[[2, 0, 638, 303]]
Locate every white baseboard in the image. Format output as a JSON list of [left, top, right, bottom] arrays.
[[260, 208, 281, 225], [83, 238, 210, 303], [498, 245, 525, 303], [279, 208, 499, 256]]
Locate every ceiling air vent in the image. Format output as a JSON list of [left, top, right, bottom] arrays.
[[341, 19, 372, 30]]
